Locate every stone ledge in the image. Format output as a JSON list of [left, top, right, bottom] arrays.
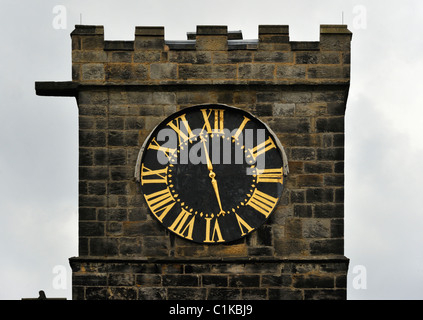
[[35, 80, 351, 98], [135, 26, 165, 37], [196, 25, 228, 35], [320, 25, 352, 35], [104, 41, 134, 51], [35, 81, 78, 97], [69, 255, 349, 266], [259, 25, 289, 35], [71, 25, 104, 35]]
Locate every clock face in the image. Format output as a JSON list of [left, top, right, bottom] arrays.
[[139, 104, 285, 244]]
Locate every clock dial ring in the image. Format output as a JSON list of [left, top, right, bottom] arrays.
[[139, 104, 285, 244]]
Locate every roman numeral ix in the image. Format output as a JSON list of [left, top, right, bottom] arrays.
[[140, 164, 168, 185]]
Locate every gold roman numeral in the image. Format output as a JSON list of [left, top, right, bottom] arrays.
[[246, 189, 278, 218], [140, 164, 168, 185], [168, 208, 195, 240], [232, 116, 250, 141], [144, 187, 176, 222], [147, 137, 176, 160], [204, 217, 225, 243], [256, 167, 283, 184], [234, 213, 254, 236], [201, 109, 224, 134], [167, 114, 194, 146], [248, 136, 276, 161]]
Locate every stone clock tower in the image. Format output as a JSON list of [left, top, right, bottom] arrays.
[[36, 24, 352, 300]]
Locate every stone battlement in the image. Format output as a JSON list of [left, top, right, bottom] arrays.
[[70, 24, 351, 85]]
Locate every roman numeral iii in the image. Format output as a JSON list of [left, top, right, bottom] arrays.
[[256, 167, 283, 184]]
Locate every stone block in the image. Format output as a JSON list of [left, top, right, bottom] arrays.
[[238, 63, 275, 79], [269, 288, 302, 300], [178, 65, 236, 80], [81, 63, 105, 80], [316, 116, 344, 132], [150, 63, 177, 80], [302, 219, 330, 238], [267, 118, 310, 133], [295, 52, 320, 64], [73, 50, 108, 62], [134, 37, 164, 51], [294, 204, 313, 218], [79, 166, 109, 181], [259, 25, 289, 35], [297, 175, 324, 187], [314, 204, 344, 218], [196, 25, 228, 35], [324, 174, 344, 187], [276, 65, 306, 79], [293, 274, 334, 288], [108, 51, 133, 63], [316, 148, 344, 161], [79, 130, 106, 147], [304, 162, 333, 174], [309, 239, 344, 255], [105, 64, 148, 81], [162, 275, 199, 287], [167, 288, 207, 300], [207, 288, 241, 300], [104, 40, 134, 51], [89, 237, 119, 256], [79, 221, 105, 237], [229, 275, 260, 287], [213, 51, 252, 64], [169, 51, 212, 64], [133, 51, 161, 63], [81, 36, 104, 50], [196, 36, 228, 51], [308, 66, 350, 79], [254, 51, 292, 63], [138, 288, 166, 300], [291, 148, 316, 161]]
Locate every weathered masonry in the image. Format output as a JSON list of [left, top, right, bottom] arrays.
[[35, 24, 352, 300]]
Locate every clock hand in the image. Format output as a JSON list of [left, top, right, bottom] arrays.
[[201, 136, 214, 172], [209, 172, 225, 216], [201, 137, 225, 216]]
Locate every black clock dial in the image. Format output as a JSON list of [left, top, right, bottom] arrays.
[[139, 104, 285, 244]]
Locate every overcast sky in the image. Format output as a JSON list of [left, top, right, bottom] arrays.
[[1, 0, 422, 300]]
